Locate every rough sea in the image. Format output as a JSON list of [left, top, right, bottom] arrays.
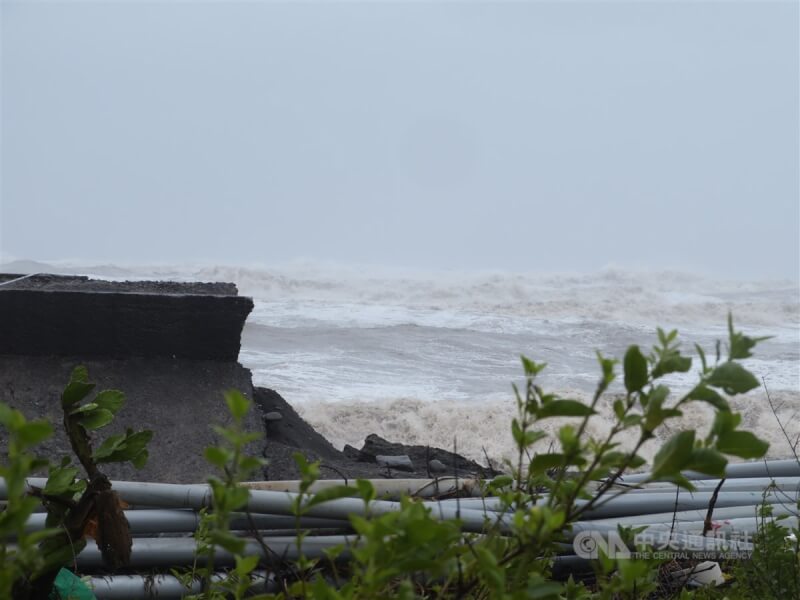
[[8, 260, 800, 466]]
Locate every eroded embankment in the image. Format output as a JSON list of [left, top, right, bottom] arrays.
[[0, 274, 260, 483], [0, 274, 487, 482]]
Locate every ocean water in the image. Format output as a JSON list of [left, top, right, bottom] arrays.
[[7, 259, 800, 466]]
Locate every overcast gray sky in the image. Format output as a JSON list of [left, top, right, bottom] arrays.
[[1, 0, 798, 279]]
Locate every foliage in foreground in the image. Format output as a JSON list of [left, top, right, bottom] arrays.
[[0, 366, 152, 598], [1, 315, 798, 598]]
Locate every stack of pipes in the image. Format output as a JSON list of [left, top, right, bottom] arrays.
[[1, 460, 798, 599]]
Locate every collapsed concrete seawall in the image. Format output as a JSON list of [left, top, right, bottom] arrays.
[[0, 274, 253, 360], [0, 273, 489, 483], [0, 274, 261, 483]]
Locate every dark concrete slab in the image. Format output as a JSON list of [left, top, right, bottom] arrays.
[[0, 273, 238, 295], [0, 274, 252, 360], [0, 356, 264, 483]]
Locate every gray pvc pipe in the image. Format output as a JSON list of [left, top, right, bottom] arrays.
[[5, 458, 799, 498], [21, 509, 348, 535], [5, 474, 794, 532], [647, 516, 799, 536], [75, 535, 353, 569], [441, 477, 800, 507], [443, 490, 795, 520], [2, 478, 504, 534], [243, 477, 483, 499], [619, 459, 800, 484], [617, 477, 800, 494], [586, 502, 798, 529], [577, 512, 799, 538], [434, 497, 510, 512], [575, 490, 795, 519], [31, 480, 506, 534], [90, 572, 276, 599]]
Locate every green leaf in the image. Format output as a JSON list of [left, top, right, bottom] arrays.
[[235, 554, 259, 577], [530, 453, 565, 474], [16, 420, 53, 447], [130, 449, 149, 469], [92, 433, 126, 460], [623, 414, 644, 428], [355, 479, 375, 504], [487, 475, 513, 493], [558, 425, 579, 453], [0, 402, 23, 429], [521, 356, 547, 377], [647, 385, 670, 406], [717, 431, 769, 459], [210, 479, 249, 513], [651, 430, 695, 479], [687, 448, 728, 477], [527, 574, 563, 600], [710, 410, 742, 438], [69, 365, 90, 383], [44, 465, 80, 495], [61, 381, 95, 409], [292, 452, 320, 481], [77, 408, 114, 431], [39, 536, 88, 572], [224, 390, 250, 420], [305, 485, 358, 510], [707, 362, 760, 395], [511, 418, 526, 447], [695, 343, 708, 372], [204, 446, 232, 469], [537, 399, 595, 419], [475, 546, 505, 595], [209, 529, 246, 554], [613, 398, 625, 420], [657, 473, 695, 491], [523, 430, 548, 446], [95, 429, 154, 466], [26, 527, 62, 545], [121, 429, 153, 452], [238, 455, 267, 474], [596, 351, 617, 388], [627, 454, 647, 470], [623, 345, 648, 393], [651, 352, 692, 379], [728, 313, 771, 360], [687, 385, 730, 411], [642, 386, 678, 433], [657, 327, 678, 346], [94, 390, 125, 415], [69, 402, 98, 415]]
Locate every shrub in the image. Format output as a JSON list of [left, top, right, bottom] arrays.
[[190, 315, 777, 599], [1, 316, 789, 598], [0, 367, 152, 599]]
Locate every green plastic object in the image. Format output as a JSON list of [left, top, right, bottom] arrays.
[[49, 568, 96, 600]]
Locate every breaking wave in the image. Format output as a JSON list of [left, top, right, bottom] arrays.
[[295, 389, 800, 466]]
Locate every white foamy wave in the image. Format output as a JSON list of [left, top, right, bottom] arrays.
[[201, 263, 800, 332], [296, 389, 800, 467], [17, 259, 798, 332]]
